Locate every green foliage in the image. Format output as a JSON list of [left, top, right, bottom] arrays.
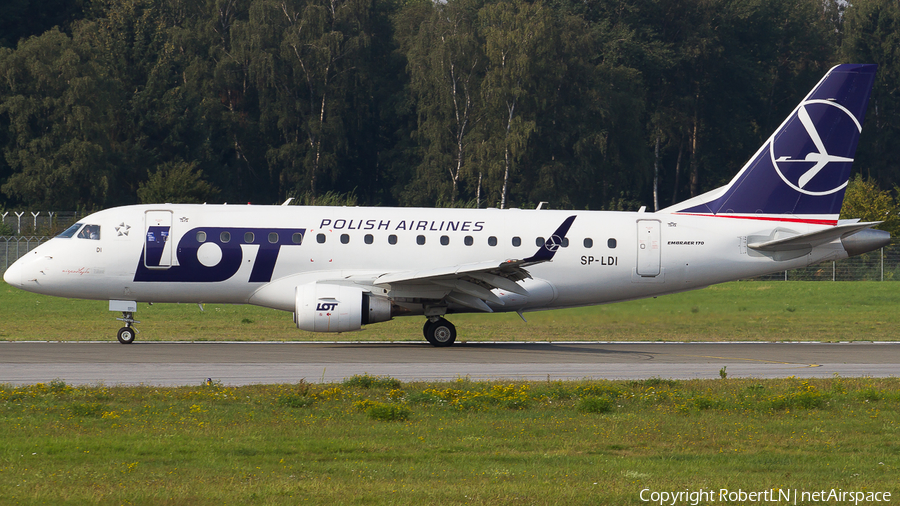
[[630, 377, 678, 389], [277, 394, 315, 408], [0, 0, 90, 48], [691, 394, 718, 410], [840, 174, 900, 237], [576, 395, 612, 414], [408, 381, 531, 410], [574, 384, 624, 399], [69, 402, 104, 417], [3, 0, 892, 211], [765, 381, 827, 410], [291, 190, 359, 207], [342, 374, 402, 389], [842, 0, 900, 188], [49, 378, 70, 395], [364, 401, 411, 421], [137, 160, 220, 204]]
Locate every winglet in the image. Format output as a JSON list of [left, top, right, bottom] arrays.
[[522, 215, 576, 264]]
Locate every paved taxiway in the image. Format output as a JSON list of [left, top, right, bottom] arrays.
[[1, 341, 897, 386]]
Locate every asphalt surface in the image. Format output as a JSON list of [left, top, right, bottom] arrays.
[[1, 341, 898, 386]]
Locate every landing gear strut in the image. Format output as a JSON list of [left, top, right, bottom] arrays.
[[423, 317, 456, 347], [116, 311, 140, 344]]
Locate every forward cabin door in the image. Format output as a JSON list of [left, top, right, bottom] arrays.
[[144, 210, 174, 269], [636, 219, 661, 277]]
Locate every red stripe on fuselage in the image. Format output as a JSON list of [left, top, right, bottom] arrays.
[[673, 213, 837, 226]]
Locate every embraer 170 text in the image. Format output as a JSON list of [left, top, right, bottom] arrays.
[[4, 64, 890, 346]]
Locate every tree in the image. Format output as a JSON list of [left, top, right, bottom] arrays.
[[0, 0, 90, 48], [0, 29, 115, 209], [400, 0, 485, 206], [137, 160, 220, 203], [840, 174, 900, 237], [842, 0, 900, 189], [249, 0, 372, 202], [477, 0, 554, 209]]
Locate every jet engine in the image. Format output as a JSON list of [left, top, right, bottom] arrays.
[[294, 283, 393, 332]]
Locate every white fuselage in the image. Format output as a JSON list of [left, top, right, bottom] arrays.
[[5, 204, 848, 316]]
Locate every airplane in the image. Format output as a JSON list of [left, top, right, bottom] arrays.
[[3, 63, 890, 347]]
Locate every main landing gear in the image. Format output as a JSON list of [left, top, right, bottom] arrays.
[[116, 311, 140, 344], [423, 317, 456, 347]]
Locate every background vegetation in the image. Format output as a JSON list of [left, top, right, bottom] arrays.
[[1, 0, 900, 218]]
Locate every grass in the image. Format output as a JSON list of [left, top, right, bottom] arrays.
[[3, 280, 898, 504], [0, 376, 897, 505], [2, 281, 899, 342]]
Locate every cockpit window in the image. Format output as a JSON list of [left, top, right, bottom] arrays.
[[57, 223, 83, 238], [77, 224, 101, 240]]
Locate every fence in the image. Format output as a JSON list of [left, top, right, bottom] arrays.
[[2, 235, 898, 281], [0, 211, 81, 236], [1, 236, 51, 274], [750, 245, 900, 281]]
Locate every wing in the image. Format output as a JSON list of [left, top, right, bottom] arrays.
[[371, 215, 576, 312]]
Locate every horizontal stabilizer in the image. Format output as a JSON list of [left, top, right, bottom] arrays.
[[748, 222, 881, 252]]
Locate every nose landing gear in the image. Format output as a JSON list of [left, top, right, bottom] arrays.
[[116, 311, 140, 344], [110, 300, 140, 344]]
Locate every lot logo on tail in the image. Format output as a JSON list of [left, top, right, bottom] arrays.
[[771, 99, 861, 196]]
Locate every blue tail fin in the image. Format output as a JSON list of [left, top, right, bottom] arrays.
[[666, 64, 877, 225]]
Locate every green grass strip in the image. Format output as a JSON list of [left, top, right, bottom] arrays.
[[3, 281, 900, 342], [0, 376, 897, 505]]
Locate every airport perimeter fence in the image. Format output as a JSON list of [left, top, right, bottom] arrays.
[[749, 244, 900, 281], [1, 211, 81, 236], [2, 233, 899, 281]]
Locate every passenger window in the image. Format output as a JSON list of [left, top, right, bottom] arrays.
[[220, 231, 231, 243], [341, 234, 350, 244], [464, 236, 474, 246], [196, 231, 207, 243], [77, 224, 101, 240], [584, 238, 593, 248], [562, 238, 569, 247], [244, 232, 254, 243], [388, 234, 397, 245], [536, 237, 544, 247], [317, 233, 326, 244], [608, 238, 617, 249], [364, 234, 374, 244], [440, 235, 449, 246], [488, 236, 497, 246], [292, 233, 303, 244], [416, 235, 426, 245], [268, 232, 279, 244], [512, 236, 521, 247]]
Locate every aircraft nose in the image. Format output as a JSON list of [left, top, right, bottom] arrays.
[[3, 257, 23, 287]]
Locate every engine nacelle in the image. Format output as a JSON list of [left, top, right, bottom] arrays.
[[294, 283, 393, 332]]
